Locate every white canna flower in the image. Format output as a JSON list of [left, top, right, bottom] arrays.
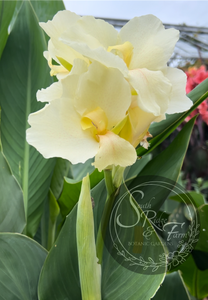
[[26, 11, 193, 171]]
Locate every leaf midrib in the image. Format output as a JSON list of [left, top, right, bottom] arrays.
[[22, 9, 31, 230]]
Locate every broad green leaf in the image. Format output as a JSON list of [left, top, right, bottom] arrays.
[[0, 0, 16, 59], [72, 158, 95, 181], [58, 168, 103, 218], [152, 272, 190, 300], [129, 117, 196, 212], [0, 233, 47, 300], [92, 181, 166, 300], [0, 151, 25, 232], [137, 78, 208, 156], [180, 255, 208, 299], [38, 205, 82, 300], [30, 0, 65, 23], [124, 154, 152, 181], [77, 175, 101, 300], [0, 1, 55, 236]]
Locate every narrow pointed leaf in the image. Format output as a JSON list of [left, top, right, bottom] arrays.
[[152, 272, 190, 300], [77, 175, 101, 300], [38, 205, 82, 300], [0, 0, 16, 59], [129, 117, 196, 212]]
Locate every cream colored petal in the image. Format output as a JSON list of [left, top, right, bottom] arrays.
[[164, 67, 193, 114], [61, 15, 118, 49], [27, 99, 99, 164], [128, 68, 172, 116], [75, 61, 131, 129], [39, 10, 80, 40], [36, 81, 63, 103], [94, 131, 137, 171], [119, 15, 179, 70], [61, 36, 128, 76]]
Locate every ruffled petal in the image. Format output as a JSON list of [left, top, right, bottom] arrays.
[[128, 68, 172, 116], [40, 10, 80, 40], [60, 15, 118, 50], [119, 15, 179, 71], [27, 99, 99, 164], [75, 61, 131, 129], [37, 81, 63, 103], [164, 67, 193, 114], [94, 131, 137, 171]]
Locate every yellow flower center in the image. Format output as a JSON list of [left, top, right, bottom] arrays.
[[107, 41, 134, 68], [81, 107, 108, 141]]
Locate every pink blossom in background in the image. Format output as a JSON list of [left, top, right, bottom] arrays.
[[185, 65, 208, 125]]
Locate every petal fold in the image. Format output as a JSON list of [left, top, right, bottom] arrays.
[[128, 68, 172, 116], [164, 67, 193, 114]]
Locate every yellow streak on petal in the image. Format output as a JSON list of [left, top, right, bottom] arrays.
[[56, 56, 73, 72], [111, 115, 128, 135], [108, 41, 134, 67]]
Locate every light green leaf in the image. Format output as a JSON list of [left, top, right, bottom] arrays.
[[180, 254, 208, 299], [0, 0, 16, 59], [0, 1, 56, 236], [77, 175, 101, 300], [0, 151, 25, 232], [170, 191, 206, 208], [137, 78, 208, 156], [0, 233, 47, 300], [152, 272, 190, 300]]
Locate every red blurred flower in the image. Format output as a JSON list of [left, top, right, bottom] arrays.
[[185, 66, 208, 125]]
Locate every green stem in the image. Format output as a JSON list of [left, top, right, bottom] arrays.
[[47, 218, 57, 251], [104, 169, 116, 196], [96, 169, 118, 264]]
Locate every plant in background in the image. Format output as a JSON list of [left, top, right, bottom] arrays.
[[0, 1, 208, 300]]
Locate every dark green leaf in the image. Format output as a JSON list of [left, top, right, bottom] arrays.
[[152, 272, 190, 300], [0, 0, 16, 59], [38, 205, 82, 300], [180, 254, 208, 299], [0, 233, 47, 300], [0, 1, 55, 236], [0, 151, 25, 232], [129, 116, 196, 212]]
